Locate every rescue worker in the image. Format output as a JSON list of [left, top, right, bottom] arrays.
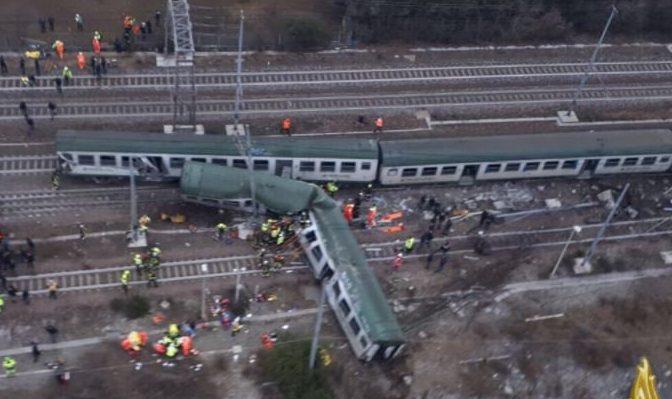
[[19, 58, 25, 75], [281, 118, 291, 136], [132, 253, 144, 275], [373, 116, 384, 133], [19, 101, 28, 118], [419, 229, 434, 250], [231, 317, 243, 336], [3, 356, 17, 377], [20, 75, 29, 87], [146, 267, 158, 287], [74, 13, 84, 31], [272, 255, 284, 273], [38, 18, 47, 33], [0, 295, 4, 313], [93, 30, 102, 41], [34, 58, 41, 76], [62, 66, 73, 85], [436, 253, 449, 273], [343, 202, 354, 224], [79, 224, 87, 240], [325, 182, 338, 197], [150, 245, 161, 258], [92, 37, 101, 55], [47, 102, 57, 120], [168, 323, 180, 339], [52, 40, 65, 59], [48, 16, 55, 32], [276, 230, 285, 246], [261, 259, 271, 277], [425, 251, 435, 270], [77, 52, 86, 70], [0, 56, 7, 74], [216, 222, 228, 240], [366, 206, 377, 228], [53, 76, 62, 94], [47, 279, 58, 299], [120, 270, 131, 294], [165, 343, 178, 358], [473, 232, 490, 255], [393, 252, 403, 271], [404, 236, 416, 253]]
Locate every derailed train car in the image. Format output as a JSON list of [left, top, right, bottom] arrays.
[[180, 162, 406, 361]]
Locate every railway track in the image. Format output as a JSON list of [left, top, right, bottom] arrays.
[[3, 84, 672, 121], [0, 186, 180, 219], [1, 61, 672, 91], [8, 217, 672, 296], [0, 155, 58, 174]]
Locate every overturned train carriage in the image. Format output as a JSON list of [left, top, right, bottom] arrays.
[[180, 162, 406, 361], [55, 130, 379, 183]]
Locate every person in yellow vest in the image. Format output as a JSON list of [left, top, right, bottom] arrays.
[[325, 182, 338, 197], [3, 356, 17, 377], [0, 295, 4, 313], [120, 270, 131, 294], [276, 231, 285, 246], [132, 253, 144, 275], [165, 343, 178, 358], [404, 236, 415, 253], [216, 222, 228, 240]]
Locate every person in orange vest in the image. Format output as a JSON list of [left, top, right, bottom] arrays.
[[52, 40, 65, 60], [343, 202, 354, 224], [77, 52, 86, 70], [366, 206, 377, 228], [373, 116, 384, 133], [393, 252, 403, 271], [261, 333, 275, 350], [281, 118, 291, 136], [92, 38, 101, 55]]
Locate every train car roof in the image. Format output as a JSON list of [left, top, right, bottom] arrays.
[[310, 195, 406, 344], [379, 129, 672, 166], [56, 130, 379, 160], [179, 162, 405, 343]]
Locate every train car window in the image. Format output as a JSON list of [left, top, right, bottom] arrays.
[[361, 162, 372, 170], [642, 157, 657, 165], [299, 161, 315, 172], [332, 281, 341, 298], [441, 166, 457, 175], [523, 162, 539, 171], [320, 161, 336, 172], [233, 159, 247, 169], [660, 157, 670, 163], [244, 200, 253, 206], [543, 161, 559, 170], [623, 157, 639, 166], [505, 163, 520, 172], [78, 155, 95, 165], [339, 299, 351, 315], [100, 155, 116, 166], [253, 160, 269, 170], [61, 153, 73, 161], [202, 198, 218, 204], [562, 160, 578, 169], [349, 318, 361, 335], [311, 245, 323, 261], [212, 158, 227, 166], [359, 336, 368, 349], [402, 168, 417, 177], [170, 158, 185, 168], [605, 158, 620, 167], [224, 201, 240, 207], [485, 164, 501, 173], [341, 162, 356, 173], [386, 168, 398, 176], [304, 230, 317, 243], [421, 167, 437, 176], [121, 156, 130, 167]]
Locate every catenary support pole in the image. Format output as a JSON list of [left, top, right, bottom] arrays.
[[569, 5, 618, 114], [309, 286, 327, 370], [580, 183, 630, 268]]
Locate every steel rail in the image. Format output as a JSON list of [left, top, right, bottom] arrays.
[[8, 218, 672, 296], [1, 60, 672, 91], [2, 84, 672, 121]]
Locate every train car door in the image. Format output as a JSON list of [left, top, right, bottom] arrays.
[[459, 164, 479, 185], [275, 159, 293, 178], [580, 158, 600, 178]]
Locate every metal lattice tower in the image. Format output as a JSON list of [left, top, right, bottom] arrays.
[[165, 0, 197, 130]]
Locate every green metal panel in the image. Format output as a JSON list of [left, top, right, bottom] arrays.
[[380, 129, 672, 166], [56, 130, 379, 160], [179, 162, 405, 343]]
